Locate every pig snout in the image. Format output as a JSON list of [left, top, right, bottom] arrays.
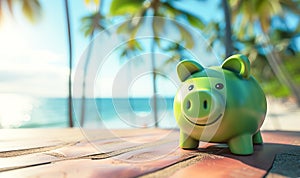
[[182, 90, 224, 125], [183, 91, 211, 118]]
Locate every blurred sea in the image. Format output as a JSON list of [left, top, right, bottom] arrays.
[[0, 95, 176, 129]]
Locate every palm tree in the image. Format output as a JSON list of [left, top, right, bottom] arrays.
[[109, 0, 205, 127], [221, 0, 234, 57], [79, 0, 107, 126], [204, 0, 300, 104], [229, 0, 300, 105], [64, 0, 74, 127], [0, 0, 41, 23]]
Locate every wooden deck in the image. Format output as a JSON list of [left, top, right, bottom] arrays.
[[0, 128, 299, 177]]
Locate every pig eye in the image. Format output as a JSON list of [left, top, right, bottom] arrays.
[[188, 85, 194, 91], [215, 83, 224, 90]]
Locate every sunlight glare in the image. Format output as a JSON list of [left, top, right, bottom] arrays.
[[0, 94, 34, 128]]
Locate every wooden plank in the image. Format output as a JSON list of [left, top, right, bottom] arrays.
[[0, 128, 172, 153], [0, 139, 197, 178], [0, 129, 178, 172], [0, 129, 299, 178], [0, 129, 82, 152], [162, 131, 300, 178], [171, 155, 266, 178]]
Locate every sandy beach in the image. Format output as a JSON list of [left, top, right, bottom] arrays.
[[262, 97, 300, 131]]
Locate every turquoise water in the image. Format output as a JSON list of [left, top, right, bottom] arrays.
[[0, 96, 176, 129]]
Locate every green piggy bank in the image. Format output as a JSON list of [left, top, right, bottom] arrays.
[[173, 54, 267, 155]]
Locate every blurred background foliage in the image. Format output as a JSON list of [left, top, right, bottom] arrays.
[[0, 0, 42, 23], [227, 0, 300, 102], [105, 0, 300, 105], [110, 0, 300, 103]]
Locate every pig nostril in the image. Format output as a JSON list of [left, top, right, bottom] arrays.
[[186, 100, 191, 110], [204, 100, 207, 109]]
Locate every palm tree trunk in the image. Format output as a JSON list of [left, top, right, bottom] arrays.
[[80, 1, 104, 126], [64, 0, 73, 127], [151, 35, 158, 128], [80, 34, 94, 126], [222, 0, 234, 57], [150, 0, 160, 128]]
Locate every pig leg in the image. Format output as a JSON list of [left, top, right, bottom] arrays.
[[180, 131, 199, 149], [252, 131, 263, 144], [228, 134, 253, 155]]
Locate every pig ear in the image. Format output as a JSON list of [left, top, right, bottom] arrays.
[[221, 54, 251, 79], [177, 60, 204, 82]]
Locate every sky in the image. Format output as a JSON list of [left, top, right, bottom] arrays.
[[0, 0, 224, 98], [0, 0, 67, 97], [0, 0, 90, 97]]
